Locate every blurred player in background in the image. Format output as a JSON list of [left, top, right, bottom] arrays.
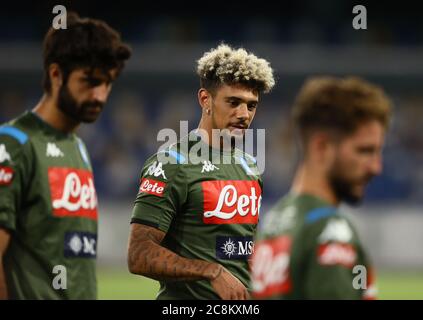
[[127, 44, 275, 299], [252, 76, 392, 299], [0, 12, 131, 299]]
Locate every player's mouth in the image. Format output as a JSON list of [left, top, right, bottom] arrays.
[[88, 106, 102, 112], [229, 123, 248, 130], [84, 104, 103, 114]]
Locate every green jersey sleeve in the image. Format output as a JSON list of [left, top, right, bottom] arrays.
[[300, 215, 367, 299], [131, 153, 188, 233], [0, 126, 32, 231]]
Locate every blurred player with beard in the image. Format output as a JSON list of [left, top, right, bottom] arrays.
[[127, 44, 275, 299], [251, 76, 392, 299], [0, 13, 131, 299]]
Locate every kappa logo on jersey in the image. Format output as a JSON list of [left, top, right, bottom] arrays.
[[216, 236, 253, 260], [201, 160, 219, 173], [251, 236, 292, 298], [46, 142, 64, 157], [48, 167, 98, 220], [64, 231, 97, 258], [146, 161, 167, 179], [139, 178, 166, 197], [0, 144, 11, 163], [317, 243, 357, 268], [318, 219, 353, 243], [202, 180, 261, 224], [0, 166, 14, 185]]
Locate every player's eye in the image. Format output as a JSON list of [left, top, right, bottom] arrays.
[[82, 77, 108, 87], [229, 100, 239, 107], [88, 79, 103, 87], [247, 103, 257, 111], [357, 146, 377, 155]]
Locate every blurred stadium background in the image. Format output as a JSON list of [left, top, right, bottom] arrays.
[[1, 1, 422, 299]]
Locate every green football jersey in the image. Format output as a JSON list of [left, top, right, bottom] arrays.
[[0, 111, 98, 299], [251, 193, 377, 300], [131, 132, 263, 299]]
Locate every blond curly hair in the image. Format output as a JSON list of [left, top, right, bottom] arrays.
[[197, 43, 275, 93]]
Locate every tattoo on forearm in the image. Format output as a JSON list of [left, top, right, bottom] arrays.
[[128, 224, 220, 282]]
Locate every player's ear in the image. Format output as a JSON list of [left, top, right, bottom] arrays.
[[49, 63, 63, 92], [311, 131, 333, 162], [198, 88, 211, 111]]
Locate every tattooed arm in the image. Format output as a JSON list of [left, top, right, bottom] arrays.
[[127, 223, 249, 299], [0, 229, 10, 299]]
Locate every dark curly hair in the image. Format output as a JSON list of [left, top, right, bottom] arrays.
[[42, 12, 132, 93]]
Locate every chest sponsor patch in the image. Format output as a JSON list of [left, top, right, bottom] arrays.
[[138, 178, 166, 197], [202, 180, 262, 224], [317, 242, 357, 268], [0, 166, 14, 185], [64, 231, 97, 258], [216, 236, 254, 260], [251, 235, 292, 298], [48, 167, 98, 220]]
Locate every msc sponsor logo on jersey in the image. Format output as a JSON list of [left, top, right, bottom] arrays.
[[139, 178, 166, 197], [146, 161, 167, 179], [201, 160, 219, 173], [46, 142, 64, 157], [202, 180, 261, 224], [216, 236, 253, 260], [251, 235, 292, 298], [64, 231, 97, 258], [0, 166, 14, 185], [0, 144, 11, 163], [48, 167, 98, 220]]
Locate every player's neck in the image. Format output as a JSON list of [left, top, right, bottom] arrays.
[[33, 94, 80, 133], [291, 164, 340, 206]]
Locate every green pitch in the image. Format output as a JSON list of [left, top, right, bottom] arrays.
[[97, 268, 423, 300]]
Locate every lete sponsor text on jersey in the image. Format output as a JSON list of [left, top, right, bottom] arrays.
[[0, 166, 14, 185], [48, 167, 98, 220], [202, 180, 262, 224], [252, 236, 292, 298], [138, 178, 166, 197]]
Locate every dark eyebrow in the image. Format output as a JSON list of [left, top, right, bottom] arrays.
[[225, 96, 259, 104], [81, 73, 114, 85], [356, 145, 380, 153], [83, 69, 116, 83]]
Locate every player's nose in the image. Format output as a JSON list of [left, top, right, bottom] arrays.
[[236, 103, 249, 121], [91, 84, 109, 102], [369, 156, 383, 176]]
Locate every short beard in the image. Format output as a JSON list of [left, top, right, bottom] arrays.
[[328, 160, 374, 206], [329, 172, 362, 205], [57, 83, 104, 123]]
